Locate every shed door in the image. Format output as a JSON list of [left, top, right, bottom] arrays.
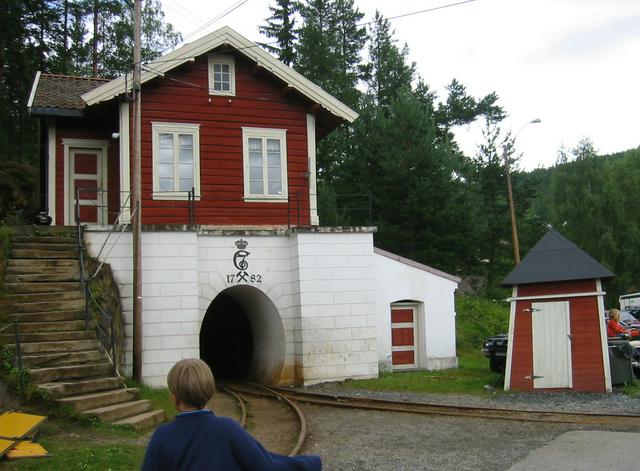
[[69, 148, 105, 224], [391, 306, 417, 370], [532, 301, 572, 389]]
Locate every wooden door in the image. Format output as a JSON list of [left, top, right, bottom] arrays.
[[391, 306, 417, 370], [69, 148, 105, 224], [532, 301, 572, 388]]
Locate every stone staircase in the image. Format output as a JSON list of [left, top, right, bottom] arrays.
[[1, 231, 165, 430]]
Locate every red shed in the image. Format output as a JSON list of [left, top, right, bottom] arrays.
[[501, 229, 614, 392]]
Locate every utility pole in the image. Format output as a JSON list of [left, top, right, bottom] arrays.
[[503, 118, 541, 265], [132, 0, 143, 383]]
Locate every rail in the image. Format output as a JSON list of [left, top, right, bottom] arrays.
[[72, 187, 372, 228], [0, 321, 25, 392], [274, 388, 640, 428], [75, 188, 136, 378], [222, 382, 307, 457]]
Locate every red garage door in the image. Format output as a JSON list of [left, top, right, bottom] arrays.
[[391, 306, 417, 370]]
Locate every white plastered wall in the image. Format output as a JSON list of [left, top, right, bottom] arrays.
[[374, 252, 458, 372], [85, 227, 378, 387]]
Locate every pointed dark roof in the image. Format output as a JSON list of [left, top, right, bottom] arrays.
[[502, 228, 614, 286]]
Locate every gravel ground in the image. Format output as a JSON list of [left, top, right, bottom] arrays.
[[293, 383, 640, 470]]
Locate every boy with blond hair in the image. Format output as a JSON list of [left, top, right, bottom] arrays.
[[142, 358, 321, 470]]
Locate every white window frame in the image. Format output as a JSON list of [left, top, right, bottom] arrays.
[[242, 127, 288, 202], [208, 54, 236, 96], [151, 122, 201, 201]]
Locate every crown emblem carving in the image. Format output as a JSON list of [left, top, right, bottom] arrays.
[[235, 239, 248, 250]]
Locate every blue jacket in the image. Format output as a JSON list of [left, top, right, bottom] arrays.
[[141, 410, 321, 471]]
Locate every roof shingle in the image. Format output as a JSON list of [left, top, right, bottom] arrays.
[[30, 74, 109, 112], [501, 228, 614, 286]]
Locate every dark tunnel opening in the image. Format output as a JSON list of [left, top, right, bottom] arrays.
[[200, 292, 254, 381]]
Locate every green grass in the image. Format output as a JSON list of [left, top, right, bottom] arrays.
[[132, 381, 176, 419], [2, 416, 144, 470], [341, 352, 503, 395]]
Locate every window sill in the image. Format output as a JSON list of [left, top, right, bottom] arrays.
[[208, 89, 235, 97], [152, 192, 201, 201], [243, 196, 288, 203]]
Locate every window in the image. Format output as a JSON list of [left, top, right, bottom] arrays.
[[208, 54, 235, 96], [152, 122, 200, 199], [242, 127, 288, 201]]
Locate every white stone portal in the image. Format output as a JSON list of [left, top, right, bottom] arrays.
[[84, 226, 458, 387]]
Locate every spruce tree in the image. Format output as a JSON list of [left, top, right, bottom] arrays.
[[259, 0, 298, 66]]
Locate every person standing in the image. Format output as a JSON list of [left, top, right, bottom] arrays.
[[142, 358, 321, 471]]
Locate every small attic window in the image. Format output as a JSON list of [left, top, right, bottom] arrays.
[[208, 54, 235, 96]]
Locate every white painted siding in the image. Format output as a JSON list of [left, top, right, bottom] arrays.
[[373, 251, 458, 372]]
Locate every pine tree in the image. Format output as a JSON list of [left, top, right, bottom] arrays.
[[259, 0, 298, 66], [365, 11, 415, 107]]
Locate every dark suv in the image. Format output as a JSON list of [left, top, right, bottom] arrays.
[[482, 334, 508, 373]]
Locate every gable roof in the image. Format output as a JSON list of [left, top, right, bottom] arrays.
[[27, 72, 109, 117], [502, 228, 614, 286], [82, 26, 358, 124], [374, 247, 461, 283]]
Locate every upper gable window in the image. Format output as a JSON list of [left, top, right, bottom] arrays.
[[151, 122, 200, 200], [208, 54, 235, 96], [242, 127, 288, 202]]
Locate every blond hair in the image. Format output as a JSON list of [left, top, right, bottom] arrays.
[[609, 309, 620, 321], [167, 358, 215, 409]]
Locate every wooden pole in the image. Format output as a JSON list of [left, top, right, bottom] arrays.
[[132, 0, 143, 383]]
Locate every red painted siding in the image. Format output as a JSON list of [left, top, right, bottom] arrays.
[[139, 53, 311, 226], [518, 279, 597, 297], [509, 284, 606, 393]]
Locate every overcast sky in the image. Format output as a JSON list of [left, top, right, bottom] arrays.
[[160, 0, 640, 170]]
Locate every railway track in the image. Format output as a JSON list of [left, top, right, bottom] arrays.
[[214, 383, 640, 457], [272, 388, 640, 428], [219, 383, 307, 457]]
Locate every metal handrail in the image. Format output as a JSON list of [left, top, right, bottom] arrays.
[[74, 188, 124, 379], [0, 320, 26, 392]]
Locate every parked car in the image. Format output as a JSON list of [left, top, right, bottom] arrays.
[[481, 334, 508, 373], [620, 308, 640, 328]]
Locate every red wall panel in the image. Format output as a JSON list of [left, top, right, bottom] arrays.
[[509, 288, 606, 393], [139, 53, 312, 226]]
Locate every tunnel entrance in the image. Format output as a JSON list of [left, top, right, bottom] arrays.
[[199, 285, 285, 385]]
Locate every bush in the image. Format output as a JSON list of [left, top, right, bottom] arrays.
[[455, 294, 510, 354]]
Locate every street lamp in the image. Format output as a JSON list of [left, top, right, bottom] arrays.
[[504, 118, 541, 265]]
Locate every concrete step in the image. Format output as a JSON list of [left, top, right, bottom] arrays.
[[12, 242, 78, 251], [5, 291, 84, 303], [5, 281, 80, 294], [22, 349, 105, 368], [14, 320, 86, 333], [9, 310, 85, 323], [13, 339, 100, 355], [58, 388, 140, 413], [29, 362, 113, 383], [8, 299, 85, 313], [113, 409, 166, 430], [8, 259, 78, 269], [83, 399, 152, 423], [5, 272, 80, 283], [12, 236, 77, 244], [39, 376, 125, 397], [1, 330, 96, 343], [11, 249, 78, 259], [12, 239, 76, 246]]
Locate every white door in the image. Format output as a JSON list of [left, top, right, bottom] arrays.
[[68, 148, 106, 224], [532, 301, 572, 389]]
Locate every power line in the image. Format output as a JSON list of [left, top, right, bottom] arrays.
[[180, 0, 248, 44], [359, 0, 481, 27]]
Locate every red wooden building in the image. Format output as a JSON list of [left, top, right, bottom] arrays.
[[502, 229, 615, 392], [27, 26, 357, 228]]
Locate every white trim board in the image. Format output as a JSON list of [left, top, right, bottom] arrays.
[[82, 26, 358, 124], [507, 291, 605, 302]]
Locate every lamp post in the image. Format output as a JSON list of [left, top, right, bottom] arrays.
[[504, 118, 541, 265]]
